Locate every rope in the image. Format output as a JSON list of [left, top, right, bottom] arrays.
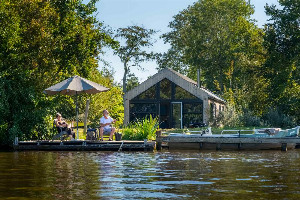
[[118, 141, 124, 152]]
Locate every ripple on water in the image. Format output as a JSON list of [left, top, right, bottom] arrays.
[[1, 151, 300, 199], [153, 180, 215, 185], [236, 178, 252, 181], [100, 190, 189, 199]]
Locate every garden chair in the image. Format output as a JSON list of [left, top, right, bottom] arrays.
[[52, 119, 69, 141], [97, 126, 116, 141], [86, 128, 97, 140]]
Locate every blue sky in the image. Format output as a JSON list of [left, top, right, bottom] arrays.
[[90, 0, 280, 83]]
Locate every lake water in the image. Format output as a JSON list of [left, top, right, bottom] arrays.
[[0, 150, 300, 199]]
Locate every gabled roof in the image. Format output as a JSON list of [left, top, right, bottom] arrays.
[[124, 67, 226, 104]]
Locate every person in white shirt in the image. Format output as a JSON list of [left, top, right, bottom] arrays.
[[99, 109, 116, 141]]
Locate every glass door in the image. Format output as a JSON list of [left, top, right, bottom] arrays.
[[171, 102, 182, 129]]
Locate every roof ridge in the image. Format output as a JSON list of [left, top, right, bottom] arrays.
[[165, 68, 225, 102], [125, 67, 225, 103]]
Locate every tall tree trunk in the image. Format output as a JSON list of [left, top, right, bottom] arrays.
[[123, 62, 128, 121], [123, 62, 128, 94]]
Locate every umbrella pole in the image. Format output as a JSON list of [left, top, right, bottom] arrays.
[[76, 92, 79, 140]]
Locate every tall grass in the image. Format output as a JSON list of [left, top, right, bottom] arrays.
[[122, 115, 159, 140]]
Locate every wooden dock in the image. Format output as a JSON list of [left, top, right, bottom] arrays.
[[156, 134, 300, 151], [14, 140, 155, 151]]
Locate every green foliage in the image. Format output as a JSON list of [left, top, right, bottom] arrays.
[[158, 0, 270, 122], [215, 104, 297, 129], [0, 0, 120, 146], [215, 104, 242, 128], [157, 0, 299, 126], [160, 0, 265, 92], [87, 69, 124, 128], [122, 115, 159, 141], [262, 108, 296, 128], [126, 73, 140, 91], [264, 0, 300, 123], [114, 25, 157, 93]]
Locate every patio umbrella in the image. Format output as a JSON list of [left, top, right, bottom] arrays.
[[44, 75, 110, 139]]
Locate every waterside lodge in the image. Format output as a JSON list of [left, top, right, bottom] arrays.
[[124, 68, 226, 129]]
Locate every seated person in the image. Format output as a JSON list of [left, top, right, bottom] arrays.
[[99, 110, 116, 141], [54, 113, 75, 140]]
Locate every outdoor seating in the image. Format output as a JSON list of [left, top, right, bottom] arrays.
[[86, 128, 97, 140], [97, 127, 114, 141], [85, 128, 110, 141], [86, 128, 122, 141], [52, 119, 70, 141]]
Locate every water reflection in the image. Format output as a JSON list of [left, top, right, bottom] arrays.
[[0, 150, 300, 199], [0, 152, 101, 200]]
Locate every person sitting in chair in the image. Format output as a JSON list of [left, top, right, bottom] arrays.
[[99, 110, 116, 141], [55, 113, 75, 140]]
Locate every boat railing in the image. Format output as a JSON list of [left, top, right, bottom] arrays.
[[221, 130, 254, 135]]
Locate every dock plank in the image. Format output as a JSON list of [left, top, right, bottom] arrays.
[[157, 136, 300, 144], [14, 140, 155, 151], [156, 135, 300, 150]]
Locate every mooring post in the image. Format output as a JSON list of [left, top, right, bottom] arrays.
[[281, 143, 287, 151], [199, 142, 203, 149], [216, 143, 221, 150], [14, 137, 18, 146], [156, 130, 162, 150], [83, 99, 90, 136], [238, 143, 242, 150]]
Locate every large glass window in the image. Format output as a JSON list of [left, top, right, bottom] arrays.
[[130, 113, 157, 122], [175, 86, 198, 99], [210, 103, 216, 119], [183, 114, 203, 128], [129, 103, 157, 122], [133, 85, 156, 100], [183, 103, 202, 113], [183, 103, 203, 128], [129, 79, 207, 128], [130, 103, 157, 113], [159, 79, 171, 99]]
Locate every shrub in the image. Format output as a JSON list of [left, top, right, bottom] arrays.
[[263, 108, 296, 128], [122, 115, 159, 140], [239, 110, 261, 127], [215, 104, 242, 128]]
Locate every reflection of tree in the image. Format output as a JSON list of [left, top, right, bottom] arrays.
[[134, 85, 156, 99], [160, 79, 172, 99], [130, 104, 157, 113], [1, 151, 300, 199], [175, 86, 197, 100], [0, 152, 101, 199], [50, 152, 101, 199]]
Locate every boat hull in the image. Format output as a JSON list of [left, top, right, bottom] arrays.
[[158, 135, 300, 151]]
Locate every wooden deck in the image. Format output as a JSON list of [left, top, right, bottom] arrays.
[[156, 135, 300, 151], [14, 140, 155, 151]]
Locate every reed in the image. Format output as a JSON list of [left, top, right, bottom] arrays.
[[122, 115, 159, 140]]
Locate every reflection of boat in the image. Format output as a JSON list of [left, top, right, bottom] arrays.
[[158, 127, 300, 151]]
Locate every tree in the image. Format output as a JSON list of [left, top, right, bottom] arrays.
[[86, 68, 124, 128], [264, 0, 300, 123], [0, 0, 119, 146], [114, 25, 156, 93], [158, 0, 268, 115], [126, 73, 140, 91]]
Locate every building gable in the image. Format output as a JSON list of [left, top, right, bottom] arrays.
[[124, 68, 225, 104]]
